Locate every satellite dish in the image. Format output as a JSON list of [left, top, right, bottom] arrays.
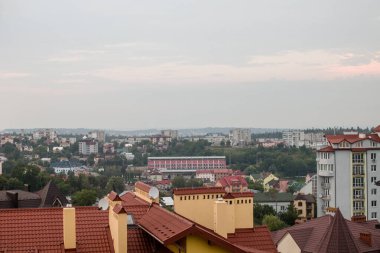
[[148, 187, 159, 199], [318, 194, 323, 198], [98, 197, 109, 210]]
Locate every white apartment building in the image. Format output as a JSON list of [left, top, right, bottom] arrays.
[[32, 129, 57, 141], [161, 129, 178, 139], [316, 125, 380, 220], [88, 130, 106, 143], [78, 139, 99, 155], [282, 130, 305, 148], [229, 128, 252, 146]]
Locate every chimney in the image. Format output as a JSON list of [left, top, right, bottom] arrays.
[[360, 232, 372, 246], [108, 192, 127, 253], [63, 207, 76, 250], [6, 191, 18, 208], [351, 215, 366, 223]]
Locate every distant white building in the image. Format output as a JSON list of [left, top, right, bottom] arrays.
[[161, 129, 178, 139], [88, 130, 106, 143], [282, 130, 305, 147], [79, 139, 98, 155], [229, 128, 252, 146], [32, 129, 57, 141]]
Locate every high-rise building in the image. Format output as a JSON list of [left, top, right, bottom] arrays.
[[78, 139, 98, 155], [229, 128, 251, 146], [88, 130, 106, 143], [282, 130, 305, 147], [161, 129, 178, 139], [316, 125, 380, 220]]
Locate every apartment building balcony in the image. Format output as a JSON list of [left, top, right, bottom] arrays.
[[353, 195, 365, 200], [321, 182, 330, 189], [318, 170, 334, 177], [353, 207, 365, 212]]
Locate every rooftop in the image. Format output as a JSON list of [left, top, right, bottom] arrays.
[[173, 187, 226, 195], [148, 156, 226, 160]]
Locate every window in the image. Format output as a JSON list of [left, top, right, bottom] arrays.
[[180, 197, 182, 200], [371, 153, 377, 160], [371, 177, 377, 183], [372, 200, 377, 207], [207, 195, 210, 199], [184, 196, 186, 200], [352, 153, 364, 163], [353, 177, 364, 187], [353, 189, 364, 199], [249, 199, 251, 203], [298, 202, 303, 207], [355, 142, 363, 147], [372, 165, 377, 172], [372, 188, 377, 195], [339, 142, 350, 148], [353, 165, 364, 175], [197, 195, 199, 200], [372, 212, 377, 219], [353, 201, 364, 210], [370, 141, 377, 147], [280, 206, 285, 211]]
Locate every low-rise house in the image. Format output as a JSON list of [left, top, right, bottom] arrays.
[[216, 176, 249, 193], [196, 169, 233, 182], [254, 192, 294, 213], [103, 142, 115, 154], [263, 173, 279, 192], [293, 193, 316, 223], [272, 208, 380, 253], [51, 159, 86, 174], [0, 135, 14, 146], [155, 179, 172, 190], [148, 170, 163, 181], [0, 181, 68, 209]]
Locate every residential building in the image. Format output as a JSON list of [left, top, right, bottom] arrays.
[[161, 129, 178, 139], [51, 159, 86, 174], [0, 135, 14, 146], [316, 125, 380, 220], [32, 129, 57, 141], [299, 174, 317, 197], [282, 130, 305, 148], [78, 139, 99, 155], [215, 176, 249, 193], [304, 132, 327, 149], [263, 173, 279, 192], [272, 208, 380, 253], [203, 133, 228, 146], [195, 169, 233, 182], [0, 181, 68, 208], [254, 192, 294, 213], [103, 142, 115, 154], [88, 130, 106, 143], [293, 193, 316, 223], [229, 128, 252, 146]]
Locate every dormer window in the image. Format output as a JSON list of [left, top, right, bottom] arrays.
[[355, 141, 363, 148], [339, 142, 350, 148]]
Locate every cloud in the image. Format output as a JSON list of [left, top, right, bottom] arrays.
[[46, 49, 106, 63], [0, 71, 31, 79]]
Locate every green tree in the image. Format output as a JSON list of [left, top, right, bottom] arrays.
[[6, 177, 24, 190], [72, 189, 97, 206], [262, 214, 287, 231], [106, 176, 125, 194], [0, 175, 8, 190], [278, 205, 299, 226], [172, 176, 186, 188], [254, 203, 276, 225]]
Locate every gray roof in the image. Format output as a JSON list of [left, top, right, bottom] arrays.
[[254, 192, 294, 202]]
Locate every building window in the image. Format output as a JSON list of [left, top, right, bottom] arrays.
[[237, 200, 240, 204], [298, 202, 303, 207], [372, 165, 377, 172], [249, 199, 251, 203], [180, 197, 182, 200], [372, 188, 377, 195], [372, 201, 377, 207], [184, 196, 186, 200], [207, 195, 210, 199], [197, 195, 199, 200], [193, 196, 195, 200], [370, 141, 377, 147], [203, 195, 205, 199], [372, 212, 377, 219], [352, 153, 364, 163], [371, 177, 377, 183], [371, 153, 377, 160], [280, 206, 285, 211], [353, 177, 364, 187], [353, 165, 364, 175]]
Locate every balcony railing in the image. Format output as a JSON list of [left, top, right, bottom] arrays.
[[353, 195, 365, 200], [321, 182, 330, 189], [321, 195, 331, 200], [318, 170, 334, 177]]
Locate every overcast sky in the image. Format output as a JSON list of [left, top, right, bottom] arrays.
[[1, 1, 379, 130]]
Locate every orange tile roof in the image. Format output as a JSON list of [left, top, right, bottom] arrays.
[[173, 187, 225, 195], [128, 226, 156, 253], [223, 192, 254, 199], [217, 176, 248, 188], [0, 207, 114, 253], [135, 182, 152, 192]]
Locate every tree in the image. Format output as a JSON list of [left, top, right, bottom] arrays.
[[278, 204, 299, 226], [262, 215, 287, 231], [254, 203, 276, 225], [6, 177, 24, 190], [106, 176, 125, 194], [72, 189, 97, 206], [172, 176, 186, 188]]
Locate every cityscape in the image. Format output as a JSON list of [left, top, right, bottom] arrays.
[[1, 1, 380, 253]]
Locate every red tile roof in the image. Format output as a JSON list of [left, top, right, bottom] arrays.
[[374, 125, 380, 132], [135, 182, 152, 193], [173, 187, 226, 195], [326, 134, 380, 144], [228, 227, 277, 253], [217, 176, 248, 188], [318, 146, 335, 152], [127, 226, 156, 253], [0, 207, 114, 253], [223, 192, 254, 199]]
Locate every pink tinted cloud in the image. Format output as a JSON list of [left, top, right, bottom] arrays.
[[329, 60, 380, 77]]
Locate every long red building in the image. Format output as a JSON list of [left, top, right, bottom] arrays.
[[148, 156, 226, 171]]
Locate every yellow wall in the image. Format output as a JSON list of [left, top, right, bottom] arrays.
[[108, 199, 127, 253], [263, 174, 279, 192], [135, 188, 159, 203], [63, 208, 76, 249], [186, 235, 231, 253], [214, 200, 235, 238], [174, 193, 224, 230], [277, 233, 301, 253], [233, 197, 254, 228]]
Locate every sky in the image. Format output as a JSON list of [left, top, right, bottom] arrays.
[[0, 0, 380, 130]]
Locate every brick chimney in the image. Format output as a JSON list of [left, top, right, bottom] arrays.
[[63, 207, 76, 250], [360, 232, 372, 246]]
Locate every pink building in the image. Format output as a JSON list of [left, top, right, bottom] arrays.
[[196, 169, 233, 182], [148, 156, 226, 172]]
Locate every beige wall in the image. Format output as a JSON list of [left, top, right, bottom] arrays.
[[214, 200, 235, 238], [277, 233, 301, 253]]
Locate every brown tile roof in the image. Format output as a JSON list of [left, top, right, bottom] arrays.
[[135, 182, 152, 192], [223, 192, 254, 199], [374, 125, 380, 132], [0, 207, 114, 253], [35, 180, 68, 207], [173, 187, 225, 195], [127, 226, 156, 253], [318, 146, 335, 152], [272, 209, 380, 253], [227, 227, 277, 253]]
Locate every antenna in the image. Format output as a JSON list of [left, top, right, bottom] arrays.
[[148, 187, 159, 199], [98, 197, 109, 210]]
